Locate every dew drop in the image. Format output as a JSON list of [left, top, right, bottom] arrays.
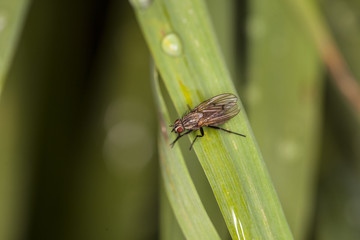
[[129, 0, 153, 9], [161, 33, 183, 57]]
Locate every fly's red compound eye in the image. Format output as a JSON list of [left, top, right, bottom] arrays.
[[176, 126, 184, 133]]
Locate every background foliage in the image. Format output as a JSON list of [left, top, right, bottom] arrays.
[[0, 0, 359, 239]]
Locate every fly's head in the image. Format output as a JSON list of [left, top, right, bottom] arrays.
[[170, 119, 184, 134]]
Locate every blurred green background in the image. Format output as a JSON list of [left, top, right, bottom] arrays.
[[0, 0, 359, 239]]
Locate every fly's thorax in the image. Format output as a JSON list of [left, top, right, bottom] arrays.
[[181, 112, 203, 130]]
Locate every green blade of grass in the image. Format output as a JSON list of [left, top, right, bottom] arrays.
[[285, 0, 360, 115], [315, 1, 360, 238], [159, 184, 186, 240], [0, 0, 30, 97], [246, 0, 323, 238], [320, 0, 360, 169], [131, 0, 293, 238], [154, 68, 221, 240], [0, 1, 30, 239]]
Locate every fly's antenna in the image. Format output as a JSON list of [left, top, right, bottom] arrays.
[[169, 124, 175, 133]]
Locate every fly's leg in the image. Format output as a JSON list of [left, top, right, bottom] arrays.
[[189, 127, 204, 150], [207, 126, 246, 137], [170, 130, 192, 148]]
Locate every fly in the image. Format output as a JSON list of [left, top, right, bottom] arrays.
[[169, 93, 246, 150]]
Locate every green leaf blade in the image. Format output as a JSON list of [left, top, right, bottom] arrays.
[[154, 69, 221, 240], [132, 0, 293, 239], [0, 0, 30, 97]]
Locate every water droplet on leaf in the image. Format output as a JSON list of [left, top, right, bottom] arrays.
[[161, 33, 183, 57]]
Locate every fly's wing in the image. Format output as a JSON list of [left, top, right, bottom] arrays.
[[193, 93, 240, 126], [192, 93, 237, 112]]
